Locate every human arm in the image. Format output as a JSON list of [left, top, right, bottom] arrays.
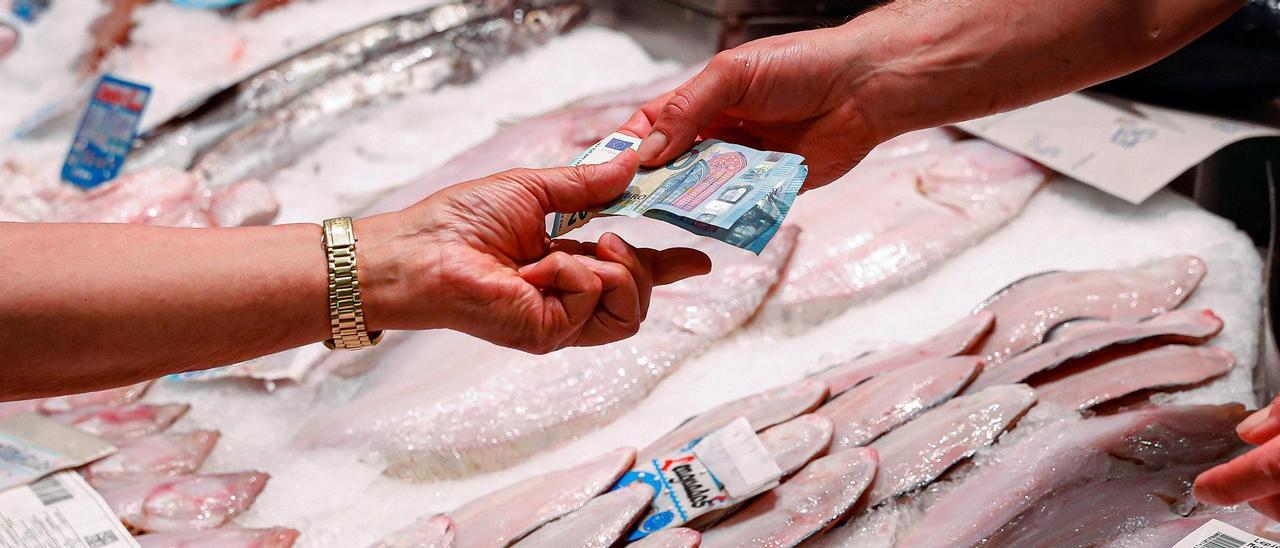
[[0, 152, 709, 400], [624, 0, 1243, 188]]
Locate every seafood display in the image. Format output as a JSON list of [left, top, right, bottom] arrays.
[[102, 472, 271, 532], [81, 430, 221, 488]]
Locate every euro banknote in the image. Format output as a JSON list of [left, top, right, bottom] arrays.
[[550, 132, 807, 254]]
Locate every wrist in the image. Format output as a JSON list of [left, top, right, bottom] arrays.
[[834, 8, 946, 140], [351, 212, 446, 332]]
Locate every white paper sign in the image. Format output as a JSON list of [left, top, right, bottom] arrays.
[[958, 92, 1280, 204], [1172, 518, 1280, 548], [0, 471, 138, 548]]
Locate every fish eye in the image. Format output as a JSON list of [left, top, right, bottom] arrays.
[[524, 10, 550, 29]]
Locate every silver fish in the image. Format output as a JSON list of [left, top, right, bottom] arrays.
[[190, 2, 588, 188]]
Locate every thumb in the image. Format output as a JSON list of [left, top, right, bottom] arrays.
[[637, 57, 742, 167], [508, 150, 639, 214]]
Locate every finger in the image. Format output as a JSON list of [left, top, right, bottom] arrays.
[[1252, 494, 1280, 521], [572, 255, 641, 346], [638, 55, 744, 166], [595, 233, 654, 321], [650, 247, 713, 285], [1240, 396, 1280, 444], [618, 97, 667, 139], [518, 251, 603, 343], [1194, 436, 1280, 504], [503, 150, 640, 214]]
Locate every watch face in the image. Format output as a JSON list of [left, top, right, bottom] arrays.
[[324, 217, 356, 247]]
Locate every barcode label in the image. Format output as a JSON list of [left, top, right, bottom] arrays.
[[85, 530, 121, 547], [1173, 519, 1280, 548], [29, 474, 72, 505]]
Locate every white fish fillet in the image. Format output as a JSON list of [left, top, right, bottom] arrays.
[[137, 527, 300, 548], [897, 404, 1247, 547], [51, 403, 190, 442], [859, 128, 958, 164], [448, 447, 635, 547], [1035, 345, 1235, 410], [370, 515, 454, 548], [298, 227, 798, 479], [1102, 510, 1280, 547], [817, 356, 982, 448], [102, 471, 270, 532], [762, 140, 1046, 323], [638, 379, 828, 462], [813, 312, 993, 395], [82, 430, 220, 488], [700, 448, 878, 548], [0, 381, 152, 420], [760, 414, 834, 477], [866, 384, 1036, 505], [973, 255, 1207, 364], [514, 483, 654, 548], [628, 528, 701, 548], [967, 308, 1224, 391]]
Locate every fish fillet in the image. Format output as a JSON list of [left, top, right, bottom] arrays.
[[638, 379, 828, 462], [1035, 345, 1235, 411], [0, 381, 152, 420], [700, 448, 878, 548], [448, 447, 635, 547], [760, 415, 834, 477], [817, 356, 982, 449], [1102, 511, 1280, 547], [859, 128, 958, 164], [762, 140, 1046, 323], [82, 430, 220, 488], [298, 227, 797, 479], [514, 483, 654, 548], [812, 312, 993, 395], [866, 384, 1036, 505], [628, 528, 701, 548], [972, 255, 1207, 364], [102, 471, 270, 532], [967, 308, 1223, 391], [137, 527, 300, 548], [371, 515, 454, 548], [897, 404, 1247, 547], [51, 403, 189, 442]]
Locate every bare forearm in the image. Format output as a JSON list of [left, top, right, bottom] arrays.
[[0, 222, 331, 399], [845, 0, 1243, 138]]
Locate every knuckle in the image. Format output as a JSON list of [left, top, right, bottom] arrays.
[[661, 88, 698, 121]]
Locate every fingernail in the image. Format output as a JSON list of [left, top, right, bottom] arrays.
[[638, 131, 667, 163], [1239, 406, 1272, 436]]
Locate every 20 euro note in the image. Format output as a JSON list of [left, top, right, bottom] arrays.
[[550, 133, 807, 254]]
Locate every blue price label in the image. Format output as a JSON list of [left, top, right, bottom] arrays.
[[61, 75, 151, 189]]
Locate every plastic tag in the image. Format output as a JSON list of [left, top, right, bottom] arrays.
[[0, 413, 116, 491], [1172, 519, 1280, 548], [11, 0, 49, 23], [0, 471, 139, 547], [61, 75, 152, 189]]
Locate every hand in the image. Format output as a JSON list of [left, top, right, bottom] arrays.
[[621, 27, 883, 190], [1194, 396, 1280, 518], [353, 151, 711, 354]]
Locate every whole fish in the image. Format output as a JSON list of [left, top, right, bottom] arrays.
[[816, 356, 982, 449], [638, 379, 828, 462], [865, 384, 1037, 506], [51, 403, 190, 442], [191, 2, 589, 188], [972, 255, 1207, 365], [812, 312, 993, 395], [128, 0, 519, 171], [137, 527, 300, 548], [897, 404, 1247, 547], [81, 430, 221, 488], [761, 140, 1047, 324], [296, 225, 797, 479], [513, 483, 654, 548], [102, 471, 270, 532], [371, 515, 454, 548], [966, 308, 1224, 392], [627, 528, 701, 548], [700, 448, 878, 548], [1034, 345, 1235, 411]]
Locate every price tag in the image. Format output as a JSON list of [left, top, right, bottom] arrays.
[[61, 75, 151, 189]]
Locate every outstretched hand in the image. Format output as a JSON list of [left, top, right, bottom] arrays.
[[354, 151, 711, 354], [1195, 396, 1280, 519]]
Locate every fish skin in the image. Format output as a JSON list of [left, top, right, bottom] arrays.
[[966, 308, 1224, 392], [1101, 510, 1280, 547], [972, 255, 1207, 365], [102, 471, 270, 532], [866, 384, 1037, 505], [137, 527, 301, 548], [818, 356, 982, 449], [700, 448, 878, 548], [371, 515, 454, 548], [637, 379, 829, 463], [129, 0, 518, 171], [1035, 345, 1235, 411], [897, 404, 1247, 547], [762, 139, 1046, 324], [297, 227, 798, 479], [448, 447, 636, 547], [51, 403, 190, 442], [82, 430, 221, 488], [627, 528, 701, 548], [191, 2, 589, 189], [513, 483, 654, 548], [813, 312, 993, 395]]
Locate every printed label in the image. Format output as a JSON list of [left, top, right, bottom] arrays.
[[61, 75, 152, 189], [1172, 519, 1280, 548], [0, 414, 116, 491], [0, 471, 139, 547]]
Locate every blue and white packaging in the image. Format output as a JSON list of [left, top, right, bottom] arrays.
[[61, 75, 151, 189]]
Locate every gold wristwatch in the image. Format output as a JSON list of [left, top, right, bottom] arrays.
[[322, 217, 382, 350]]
